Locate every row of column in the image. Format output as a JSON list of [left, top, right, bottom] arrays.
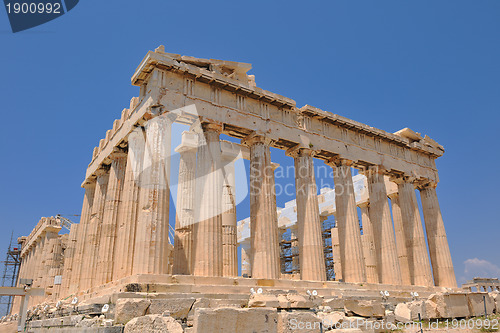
[[64, 115, 456, 295]]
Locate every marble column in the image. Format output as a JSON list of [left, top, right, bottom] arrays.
[[289, 147, 326, 281], [113, 127, 145, 280], [331, 159, 366, 283], [331, 227, 342, 281], [242, 134, 280, 279], [240, 241, 251, 277], [172, 131, 197, 275], [221, 158, 237, 277], [419, 182, 457, 288], [81, 168, 109, 290], [365, 166, 402, 285], [60, 223, 79, 297], [394, 177, 433, 287], [387, 192, 412, 286], [359, 203, 378, 284], [290, 226, 300, 274], [69, 182, 95, 294], [192, 123, 224, 277], [96, 152, 127, 285], [133, 115, 173, 275]]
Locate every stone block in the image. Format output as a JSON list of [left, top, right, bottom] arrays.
[[278, 310, 321, 333], [147, 298, 195, 320], [286, 294, 313, 308], [489, 291, 500, 313], [114, 298, 151, 324], [187, 298, 248, 321], [193, 307, 278, 333], [344, 299, 385, 318], [394, 301, 426, 322], [248, 294, 280, 308], [322, 297, 344, 310], [317, 311, 344, 329], [467, 292, 495, 317], [124, 314, 183, 333], [428, 293, 469, 318]]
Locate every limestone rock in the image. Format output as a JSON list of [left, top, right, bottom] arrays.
[[193, 307, 278, 333], [317, 311, 344, 329], [286, 294, 313, 308], [278, 311, 321, 333], [148, 298, 196, 320], [344, 299, 385, 318], [114, 298, 151, 324], [248, 294, 280, 308], [489, 291, 500, 313], [394, 301, 426, 322], [322, 297, 344, 310], [124, 314, 183, 333], [187, 298, 248, 321], [428, 292, 469, 318], [467, 292, 495, 316]]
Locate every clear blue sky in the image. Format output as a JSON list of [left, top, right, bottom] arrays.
[[1, 1, 498, 285]]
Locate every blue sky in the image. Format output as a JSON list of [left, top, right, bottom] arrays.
[[1, 0, 499, 285]]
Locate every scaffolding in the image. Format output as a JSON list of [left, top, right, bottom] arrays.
[[0, 232, 21, 317]]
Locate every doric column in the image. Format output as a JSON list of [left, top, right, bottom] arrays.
[[133, 115, 173, 275], [173, 131, 197, 275], [290, 226, 300, 274], [359, 203, 378, 284], [242, 133, 280, 279], [113, 127, 145, 280], [330, 227, 342, 281], [418, 182, 457, 288], [365, 166, 402, 285], [330, 159, 366, 283], [387, 192, 412, 286], [393, 176, 433, 286], [81, 168, 109, 290], [288, 147, 326, 281], [69, 182, 95, 295], [96, 152, 127, 285], [240, 241, 251, 277], [192, 123, 224, 277], [60, 223, 79, 297], [221, 157, 237, 277]]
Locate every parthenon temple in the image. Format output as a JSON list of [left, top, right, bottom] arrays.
[[15, 46, 458, 310]]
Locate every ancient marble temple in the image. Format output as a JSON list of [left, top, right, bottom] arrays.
[[16, 46, 457, 305]]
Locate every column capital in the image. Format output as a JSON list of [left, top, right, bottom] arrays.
[[358, 201, 370, 208], [201, 122, 222, 133], [387, 192, 399, 200], [285, 145, 317, 158], [415, 180, 438, 190], [326, 156, 353, 167], [241, 131, 273, 147], [175, 131, 199, 154], [109, 147, 128, 159], [95, 165, 110, 177], [389, 174, 417, 185], [361, 165, 388, 177]]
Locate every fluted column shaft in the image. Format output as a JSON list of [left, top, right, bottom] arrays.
[[133, 115, 172, 275], [193, 123, 224, 276], [113, 128, 145, 280], [331, 159, 366, 283], [291, 148, 326, 281], [60, 224, 79, 297], [240, 241, 251, 277], [173, 137, 197, 275], [359, 203, 378, 284], [419, 183, 457, 288], [388, 193, 412, 285], [396, 178, 433, 286], [330, 227, 342, 281], [81, 170, 109, 290], [365, 167, 402, 285], [244, 134, 280, 279], [70, 183, 95, 294], [222, 160, 237, 277], [96, 153, 127, 285]]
